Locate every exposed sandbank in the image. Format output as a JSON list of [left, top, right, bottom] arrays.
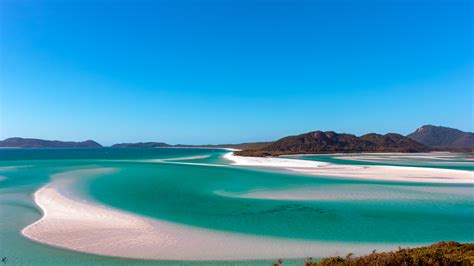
[[23, 171, 400, 260], [224, 152, 326, 168], [224, 153, 474, 184], [335, 153, 473, 164]]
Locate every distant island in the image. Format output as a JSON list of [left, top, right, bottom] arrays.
[[407, 125, 474, 149], [234, 131, 431, 157], [234, 125, 474, 157], [0, 137, 102, 148], [1, 125, 472, 153], [110, 142, 271, 150]]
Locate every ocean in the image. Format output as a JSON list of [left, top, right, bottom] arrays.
[[1, 148, 473, 265]]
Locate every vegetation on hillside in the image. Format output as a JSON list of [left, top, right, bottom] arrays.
[[407, 125, 474, 149], [236, 130, 431, 157]]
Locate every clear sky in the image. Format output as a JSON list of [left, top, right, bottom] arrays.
[[1, 0, 473, 145]]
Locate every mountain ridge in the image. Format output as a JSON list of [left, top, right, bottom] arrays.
[[2, 125, 472, 152], [235, 130, 431, 156], [407, 125, 474, 149]]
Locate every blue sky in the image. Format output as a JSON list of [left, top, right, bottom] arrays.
[[1, 0, 473, 145]]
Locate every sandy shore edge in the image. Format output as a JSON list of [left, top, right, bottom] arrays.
[[224, 152, 474, 184], [22, 172, 401, 260]]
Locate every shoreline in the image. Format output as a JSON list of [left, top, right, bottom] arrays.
[[224, 153, 474, 184], [282, 151, 460, 157], [20, 152, 473, 260], [22, 174, 402, 260], [224, 152, 327, 168]]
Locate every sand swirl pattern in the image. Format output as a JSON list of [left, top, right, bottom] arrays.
[[15, 149, 474, 260]]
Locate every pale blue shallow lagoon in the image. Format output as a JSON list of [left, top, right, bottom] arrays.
[[1, 148, 473, 265]]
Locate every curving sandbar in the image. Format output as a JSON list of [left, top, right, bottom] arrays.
[[23, 174, 399, 260], [224, 152, 327, 168], [224, 153, 474, 184]]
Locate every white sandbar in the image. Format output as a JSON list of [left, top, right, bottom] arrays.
[[23, 174, 399, 260], [224, 152, 326, 168], [224, 153, 474, 184]]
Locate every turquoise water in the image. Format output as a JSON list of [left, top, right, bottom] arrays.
[[1, 148, 473, 265], [285, 153, 474, 171]]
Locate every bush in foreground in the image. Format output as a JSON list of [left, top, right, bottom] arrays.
[[273, 241, 474, 266]]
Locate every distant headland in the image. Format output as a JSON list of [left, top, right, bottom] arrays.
[[235, 125, 474, 157], [408, 125, 474, 149], [1, 125, 472, 155], [0, 137, 102, 148], [234, 131, 430, 157]]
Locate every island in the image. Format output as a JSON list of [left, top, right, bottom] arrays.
[[235, 131, 431, 157], [407, 125, 474, 149], [0, 137, 102, 148]]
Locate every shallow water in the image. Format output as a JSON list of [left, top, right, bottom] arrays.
[[286, 153, 474, 171], [1, 148, 473, 265]]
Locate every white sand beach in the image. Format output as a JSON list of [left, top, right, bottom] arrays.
[[161, 155, 211, 161], [336, 153, 473, 164], [224, 152, 327, 168], [20, 154, 473, 260], [22, 173, 400, 260], [224, 153, 474, 184]]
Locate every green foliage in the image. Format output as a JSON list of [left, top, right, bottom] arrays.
[[273, 241, 474, 266], [236, 130, 431, 157], [300, 242, 474, 266]]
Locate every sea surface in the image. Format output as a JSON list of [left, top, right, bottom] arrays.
[[0, 148, 473, 265]]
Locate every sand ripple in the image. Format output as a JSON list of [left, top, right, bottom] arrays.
[[22, 169, 399, 260], [225, 153, 474, 184]]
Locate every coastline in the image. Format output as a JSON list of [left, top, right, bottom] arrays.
[[22, 176, 401, 260], [19, 152, 473, 260], [223, 152, 327, 168], [224, 152, 474, 184], [282, 151, 459, 158]]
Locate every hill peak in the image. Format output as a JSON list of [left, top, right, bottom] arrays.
[[408, 125, 473, 149]]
